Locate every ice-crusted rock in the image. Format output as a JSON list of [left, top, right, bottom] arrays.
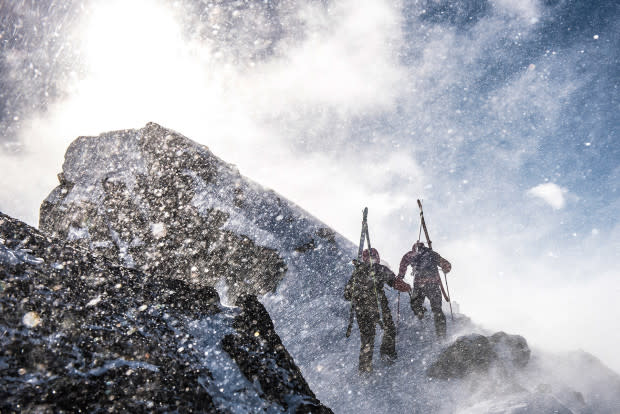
[[0, 212, 332, 413], [427, 332, 531, 379], [425, 333, 588, 413], [38, 122, 357, 408], [40, 123, 354, 304], [40, 122, 289, 299], [222, 294, 331, 413]]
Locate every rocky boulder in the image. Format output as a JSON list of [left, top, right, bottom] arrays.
[[0, 211, 332, 413], [39, 122, 288, 299], [427, 332, 531, 379], [489, 331, 531, 368]]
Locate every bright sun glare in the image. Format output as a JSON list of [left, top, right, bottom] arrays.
[[67, 0, 222, 134], [81, 0, 184, 78]]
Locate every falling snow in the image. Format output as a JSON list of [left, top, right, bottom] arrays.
[[1, 0, 619, 412]]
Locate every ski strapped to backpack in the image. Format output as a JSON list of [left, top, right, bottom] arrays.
[[346, 208, 384, 338], [417, 199, 454, 321], [364, 216, 385, 329], [346, 208, 368, 338]]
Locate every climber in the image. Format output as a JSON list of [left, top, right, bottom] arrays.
[[344, 248, 411, 373], [397, 241, 452, 339]]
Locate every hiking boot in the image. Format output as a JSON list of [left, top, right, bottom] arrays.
[[358, 364, 373, 375]]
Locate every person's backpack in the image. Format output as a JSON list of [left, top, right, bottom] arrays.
[[412, 247, 438, 276]]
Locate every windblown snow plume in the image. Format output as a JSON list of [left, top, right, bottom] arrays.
[[1, 0, 620, 410]]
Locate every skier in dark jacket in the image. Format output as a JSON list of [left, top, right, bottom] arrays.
[[345, 248, 411, 373], [398, 242, 452, 339]]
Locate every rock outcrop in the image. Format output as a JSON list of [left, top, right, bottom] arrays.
[[31, 122, 620, 413], [426, 332, 531, 379], [39, 123, 288, 299], [488, 331, 531, 368], [39, 123, 353, 305], [222, 294, 331, 413], [0, 212, 332, 413], [34, 121, 356, 410]]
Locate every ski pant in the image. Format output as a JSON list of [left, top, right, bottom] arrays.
[[410, 282, 446, 339], [356, 294, 396, 373]]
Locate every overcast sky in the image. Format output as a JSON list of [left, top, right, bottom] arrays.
[[1, 0, 619, 372]]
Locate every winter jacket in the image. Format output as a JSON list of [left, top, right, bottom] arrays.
[[344, 262, 397, 324], [398, 246, 451, 283]]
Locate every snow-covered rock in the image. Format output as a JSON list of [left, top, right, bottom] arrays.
[[0, 212, 331, 412], [427, 332, 530, 379], [427, 333, 501, 379], [40, 123, 290, 299]]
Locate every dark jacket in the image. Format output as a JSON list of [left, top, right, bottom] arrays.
[[345, 262, 396, 324]]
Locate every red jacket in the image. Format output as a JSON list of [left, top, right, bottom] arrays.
[[398, 247, 451, 282]]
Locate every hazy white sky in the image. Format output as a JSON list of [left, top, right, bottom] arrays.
[[0, 0, 618, 372]]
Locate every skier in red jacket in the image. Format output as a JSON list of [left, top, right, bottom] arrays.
[[398, 242, 452, 339]]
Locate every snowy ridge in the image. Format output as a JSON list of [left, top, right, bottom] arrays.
[[38, 123, 620, 413]]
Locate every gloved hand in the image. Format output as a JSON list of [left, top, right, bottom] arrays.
[[394, 278, 411, 293], [439, 258, 452, 273]]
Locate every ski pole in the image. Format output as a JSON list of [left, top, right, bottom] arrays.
[[442, 270, 454, 322], [396, 291, 400, 334]]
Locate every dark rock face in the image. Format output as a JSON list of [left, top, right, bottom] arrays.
[[427, 334, 497, 379], [39, 122, 287, 299], [427, 332, 531, 379], [222, 294, 331, 413], [0, 212, 332, 413]]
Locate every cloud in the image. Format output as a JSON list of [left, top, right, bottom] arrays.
[[247, 0, 405, 113], [526, 183, 568, 210], [0, 0, 408, 220], [492, 0, 541, 22]]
